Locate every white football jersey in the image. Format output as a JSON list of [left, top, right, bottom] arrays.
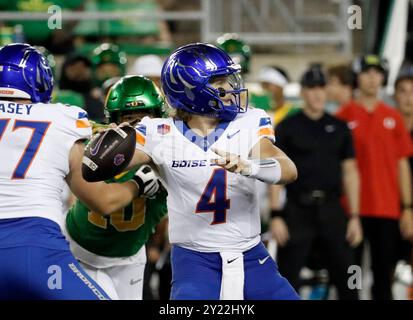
[[135, 107, 275, 252], [0, 100, 91, 227]]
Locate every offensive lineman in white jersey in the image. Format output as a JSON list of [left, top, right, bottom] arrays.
[[120, 43, 300, 299], [0, 44, 158, 299]]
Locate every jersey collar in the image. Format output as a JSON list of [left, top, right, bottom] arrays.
[[173, 119, 230, 151]]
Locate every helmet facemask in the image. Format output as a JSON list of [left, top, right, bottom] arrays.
[[204, 72, 248, 121]]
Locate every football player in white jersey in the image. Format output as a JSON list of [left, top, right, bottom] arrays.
[[117, 43, 300, 299], [0, 44, 158, 299]]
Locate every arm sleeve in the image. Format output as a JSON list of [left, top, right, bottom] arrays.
[[340, 123, 355, 160]]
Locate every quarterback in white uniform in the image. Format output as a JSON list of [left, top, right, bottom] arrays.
[[137, 107, 272, 253], [124, 43, 300, 299]]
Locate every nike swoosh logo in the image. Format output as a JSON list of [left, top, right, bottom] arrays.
[[259, 256, 270, 265], [227, 130, 240, 139], [227, 257, 239, 264], [130, 278, 142, 285], [90, 131, 107, 156]]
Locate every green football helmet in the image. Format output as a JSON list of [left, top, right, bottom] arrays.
[[216, 33, 251, 74], [105, 75, 164, 123], [91, 43, 127, 86]]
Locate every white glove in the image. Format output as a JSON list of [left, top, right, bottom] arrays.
[[132, 165, 160, 198]]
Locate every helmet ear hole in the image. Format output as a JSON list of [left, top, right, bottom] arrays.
[[218, 87, 226, 97], [208, 99, 219, 108], [185, 87, 195, 101]]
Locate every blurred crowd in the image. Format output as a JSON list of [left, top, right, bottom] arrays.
[[2, 0, 413, 301]]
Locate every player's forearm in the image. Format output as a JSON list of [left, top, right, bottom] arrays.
[[250, 139, 298, 184], [399, 158, 413, 207], [126, 149, 151, 171], [239, 156, 296, 185], [213, 138, 297, 185], [87, 181, 139, 216], [258, 147, 298, 184], [342, 159, 360, 217], [68, 141, 139, 215], [276, 156, 298, 184]]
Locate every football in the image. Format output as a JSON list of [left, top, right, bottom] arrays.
[[82, 125, 136, 182]]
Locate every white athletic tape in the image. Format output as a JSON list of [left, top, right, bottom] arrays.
[[82, 156, 98, 171]]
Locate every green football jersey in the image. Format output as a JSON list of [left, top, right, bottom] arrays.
[[66, 168, 167, 257]]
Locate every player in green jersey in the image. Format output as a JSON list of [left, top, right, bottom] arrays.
[[65, 75, 167, 300]]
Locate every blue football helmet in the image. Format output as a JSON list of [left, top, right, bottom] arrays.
[[161, 43, 248, 121], [0, 43, 53, 103]]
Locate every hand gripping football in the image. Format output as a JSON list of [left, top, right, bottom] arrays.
[[82, 125, 136, 182]]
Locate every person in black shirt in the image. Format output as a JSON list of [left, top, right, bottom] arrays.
[[270, 66, 363, 300]]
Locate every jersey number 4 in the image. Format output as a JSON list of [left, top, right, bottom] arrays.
[[0, 118, 50, 179], [195, 168, 231, 224]]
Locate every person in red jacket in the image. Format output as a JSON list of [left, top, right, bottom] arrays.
[[336, 55, 413, 300]]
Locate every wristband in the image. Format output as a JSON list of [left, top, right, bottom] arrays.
[[241, 158, 282, 184], [270, 209, 285, 219], [401, 204, 413, 210]]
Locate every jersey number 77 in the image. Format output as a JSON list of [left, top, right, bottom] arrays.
[[0, 118, 50, 179]]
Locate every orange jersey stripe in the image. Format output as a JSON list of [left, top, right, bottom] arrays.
[[258, 127, 274, 136], [136, 132, 146, 146], [76, 119, 91, 128]]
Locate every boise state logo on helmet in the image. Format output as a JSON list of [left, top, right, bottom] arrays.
[[161, 43, 248, 121], [0, 43, 53, 103]]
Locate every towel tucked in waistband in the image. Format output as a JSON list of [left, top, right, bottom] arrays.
[[219, 251, 244, 300]]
